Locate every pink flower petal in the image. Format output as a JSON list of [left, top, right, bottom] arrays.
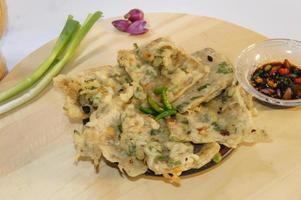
[[127, 20, 148, 35], [112, 19, 131, 32]]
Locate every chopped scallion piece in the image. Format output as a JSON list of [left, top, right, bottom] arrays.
[[212, 152, 222, 163]]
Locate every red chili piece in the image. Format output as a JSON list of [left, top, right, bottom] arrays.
[[295, 77, 301, 84], [278, 68, 289, 75]]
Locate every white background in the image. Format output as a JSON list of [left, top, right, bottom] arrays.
[[2, 0, 301, 70]]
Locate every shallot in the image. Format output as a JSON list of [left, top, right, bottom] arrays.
[[127, 20, 148, 35], [112, 19, 131, 32], [112, 8, 148, 35], [124, 9, 144, 22]]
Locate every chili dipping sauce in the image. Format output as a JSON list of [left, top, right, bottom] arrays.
[[251, 59, 301, 100]]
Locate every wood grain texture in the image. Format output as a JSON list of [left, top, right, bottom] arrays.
[[0, 0, 7, 80], [1, 13, 300, 200], [0, 54, 6, 80]]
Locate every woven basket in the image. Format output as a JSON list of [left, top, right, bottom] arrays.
[[0, 0, 7, 80]]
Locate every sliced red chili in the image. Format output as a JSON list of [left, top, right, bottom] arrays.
[[295, 77, 301, 84], [278, 68, 289, 75], [270, 67, 279, 75], [251, 59, 301, 100]]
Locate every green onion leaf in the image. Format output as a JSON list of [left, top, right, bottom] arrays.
[[0, 16, 80, 103], [0, 11, 102, 115]]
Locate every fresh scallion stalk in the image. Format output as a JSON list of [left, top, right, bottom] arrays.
[[59, 11, 102, 61], [0, 11, 102, 115], [0, 16, 80, 103]]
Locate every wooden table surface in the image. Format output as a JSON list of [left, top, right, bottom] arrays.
[[0, 0, 7, 80], [0, 13, 301, 200]]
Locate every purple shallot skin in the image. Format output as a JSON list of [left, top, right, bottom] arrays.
[[112, 19, 131, 32], [124, 8, 144, 22], [127, 20, 148, 35]]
